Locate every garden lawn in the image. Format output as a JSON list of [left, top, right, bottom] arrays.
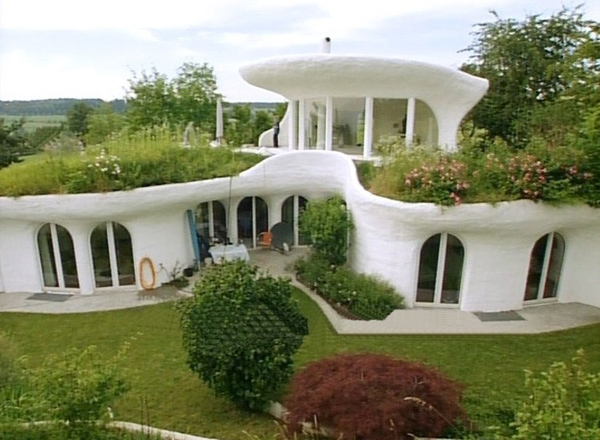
[[1, 291, 599, 439]]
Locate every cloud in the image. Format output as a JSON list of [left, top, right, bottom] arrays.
[[0, 0, 241, 30], [0, 50, 126, 100], [1, 0, 598, 102]]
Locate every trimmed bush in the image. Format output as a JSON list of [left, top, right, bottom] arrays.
[[284, 353, 467, 440], [294, 254, 404, 320], [178, 260, 308, 411], [299, 196, 353, 266]]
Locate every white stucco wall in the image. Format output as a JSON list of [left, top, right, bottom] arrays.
[[1, 151, 599, 313]]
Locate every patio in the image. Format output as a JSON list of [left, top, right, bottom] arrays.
[[1, 247, 600, 335]]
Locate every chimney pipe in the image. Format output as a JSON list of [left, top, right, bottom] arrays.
[[321, 37, 331, 53]]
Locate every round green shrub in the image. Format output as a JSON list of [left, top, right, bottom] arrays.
[[284, 353, 467, 440], [178, 260, 308, 411], [299, 196, 353, 266]]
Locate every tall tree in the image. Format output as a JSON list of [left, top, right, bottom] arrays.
[[67, 102, 94, 145], [0, 118, 27, 169], [125, 62, 219, 133], [461, 6, 600, 147], [85, 103, 126, 146], [173, 62, 219, 133]]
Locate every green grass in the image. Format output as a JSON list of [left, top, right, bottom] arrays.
[[0, 114, 65, 132], [1, 292, 599, 439], [0, 130, 265, 196]]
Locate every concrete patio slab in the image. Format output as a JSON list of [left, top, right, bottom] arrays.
[[2, 247, 600, 334]]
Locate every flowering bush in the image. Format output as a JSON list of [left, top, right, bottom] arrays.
[[66, 148, 122, 193], [88, 148, 122, 178], [404, 157, 470, 205], [506, 153, 548, 200], [367, 137, 595, 206]]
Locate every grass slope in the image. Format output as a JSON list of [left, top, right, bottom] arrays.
[[1, 292, 599, 439]]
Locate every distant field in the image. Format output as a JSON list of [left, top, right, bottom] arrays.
[[0, 114, 66, 132]]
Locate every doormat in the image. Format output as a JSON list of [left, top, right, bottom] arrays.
[[27, 293, 73, 302], [474, 311, 524, 322]]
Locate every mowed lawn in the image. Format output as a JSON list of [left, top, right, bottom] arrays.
[[1, 291, 600, 440]]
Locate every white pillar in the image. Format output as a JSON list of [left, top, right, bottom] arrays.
[[288, 101, 297, 150], [363, 97, 374, 159], [293, 195, 300, 246], [427, 117, 434, 145], [71, 224, 95, 295], [317, 102, 326, 149], [298, 100, 306, 150], [215, 98, 224, 144], [406, 97, 416, 146], [228, 198, 240, 245], [325, 97, 333, 151]]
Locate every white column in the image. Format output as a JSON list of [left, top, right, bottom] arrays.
[[406, 97, 416, 146], [293, 195, 300, 246], [269, 198, 284, 227], [106, 223, 119, 287], [288, 101, 297, 150], [251, 197, 257, 249], [363, 97, 374, 159], [298, 100, 306, 150], [317, 102, 326, 149], [71, 224, 95, 295], [325, 97, 333, 151], [49, 224, 65, 289], [208, 202, 215, 237], [427, 117, 434, 145], [228, 198, 240, 245]]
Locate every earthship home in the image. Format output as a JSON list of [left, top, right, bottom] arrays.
[[1, 40, 599, 314]]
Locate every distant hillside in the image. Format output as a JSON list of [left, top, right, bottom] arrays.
[[0, 99, 127, 116], [0, 99, 282, 116]]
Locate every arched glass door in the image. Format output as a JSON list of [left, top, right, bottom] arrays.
[[237, 197, 268, 248], [282, 195, 308, 245], [91, 222, 135, 288], [416, 233, 464, 305], [195, 201, 227, 242], [38, 223, 79, 290], [524, 232, 564, 302]]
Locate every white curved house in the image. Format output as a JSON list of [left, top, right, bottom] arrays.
[[240, 52, 488, 154], [1, 151, 599, 312], [1, 47, 599, 314]]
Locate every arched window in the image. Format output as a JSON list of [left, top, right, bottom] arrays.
[[282, 195, 308, 245], [195, 201, 227, 242], [524, 232, 564, 301], [37, 223, 79, 289], [416, 233, 464, 305], [237, 196, 268, 248], [91, 222, 135, 288]]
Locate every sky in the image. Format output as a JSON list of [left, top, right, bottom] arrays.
[[0, 0, 598, 103]]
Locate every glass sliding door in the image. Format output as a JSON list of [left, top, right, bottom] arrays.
[[37, 224, 79, 290], [416, 233, 464, 306], [304, 98, 326, 149], [332, 98, 365, 152], [195, 201, 227, 242], [237, 197, 269, 248], [524, 232, 564, 302], [282, 195, 309, 245], [91, 222, 135, 288]]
